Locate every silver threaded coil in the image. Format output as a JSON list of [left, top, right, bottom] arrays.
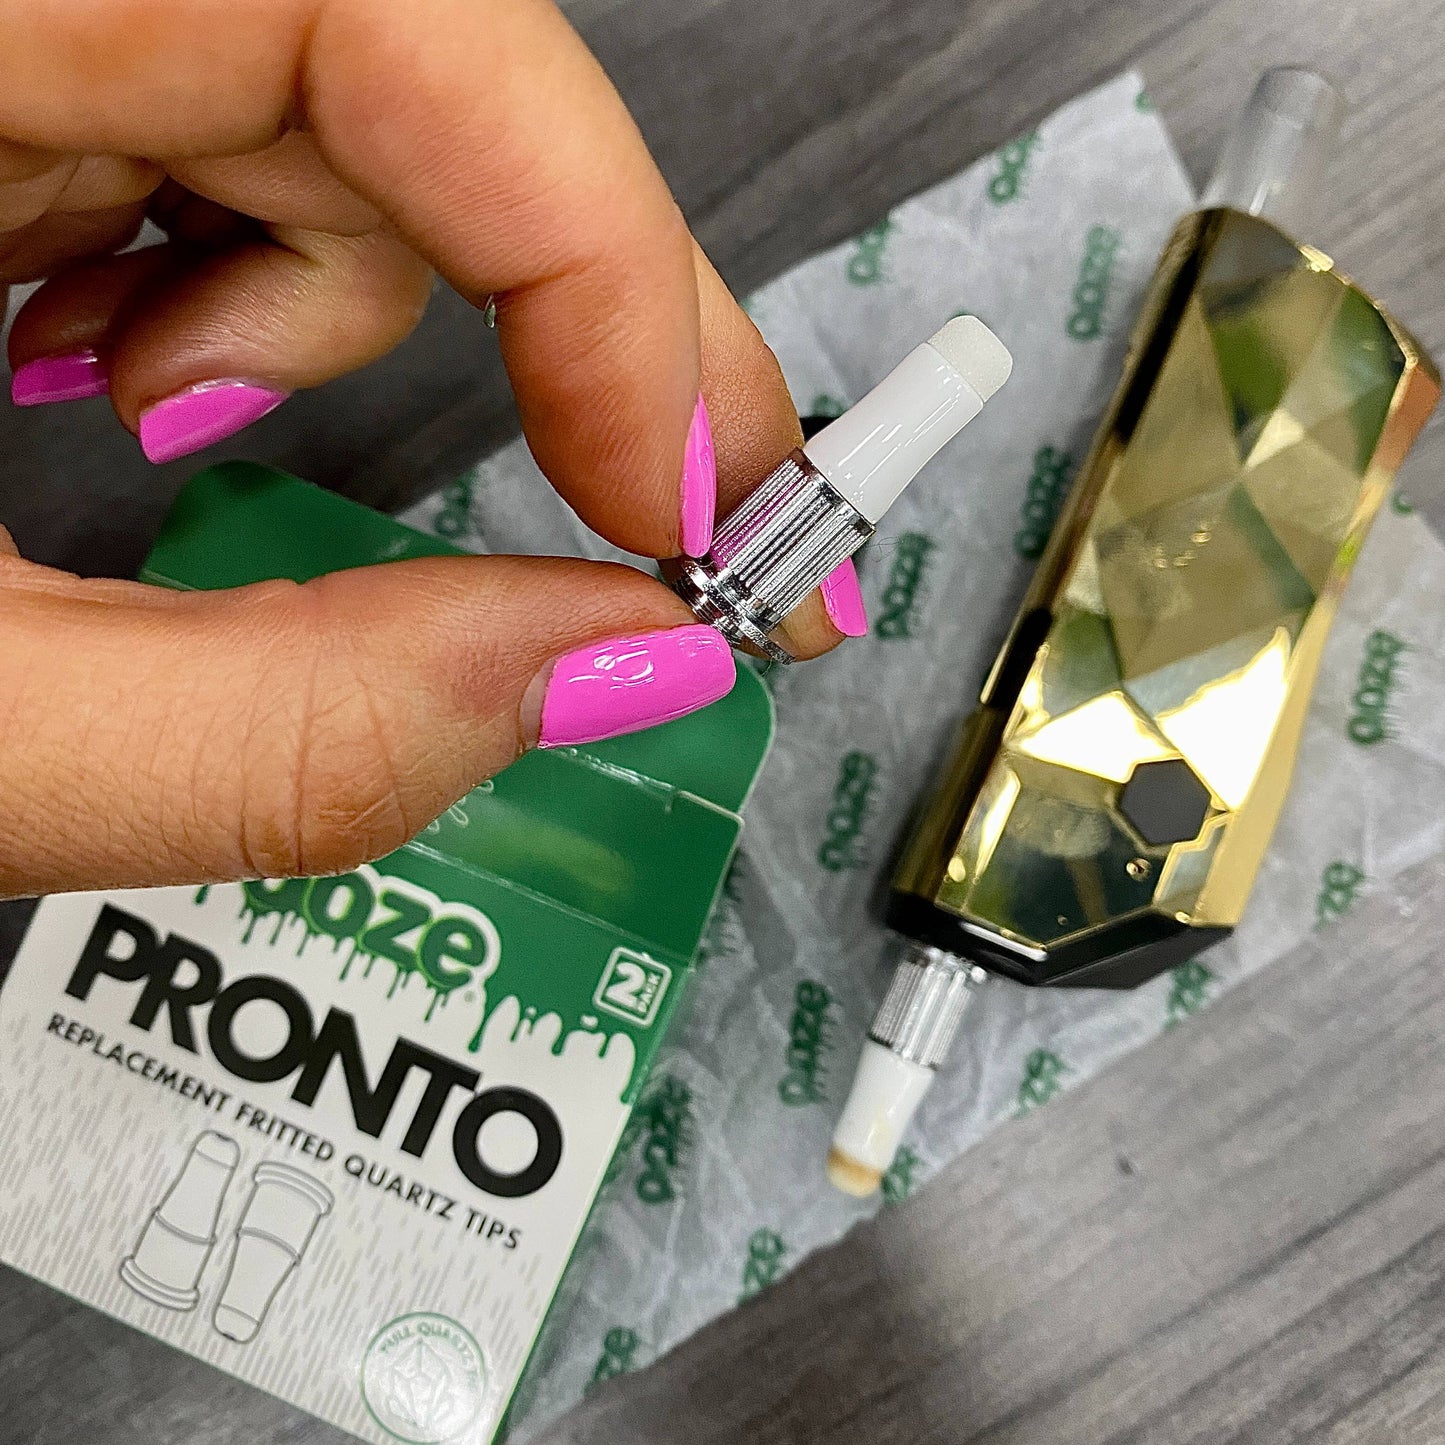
[[868, 942, 986, 1068], [673, 450, 872, 663]]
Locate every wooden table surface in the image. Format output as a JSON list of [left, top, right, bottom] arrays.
[[4, 0, 1445, 1441]]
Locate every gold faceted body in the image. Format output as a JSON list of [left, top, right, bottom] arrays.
[[891, 208, 1440, 988]]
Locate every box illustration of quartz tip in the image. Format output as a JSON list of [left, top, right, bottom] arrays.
[[0, 463, 775, 1445]]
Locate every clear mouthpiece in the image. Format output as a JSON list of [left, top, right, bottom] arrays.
[[1200, 67, 1345, 234]]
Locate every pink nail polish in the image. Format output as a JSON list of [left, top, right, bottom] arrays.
[[11, 350, 109, 406], [821, 558, 868, 637], [679, 394, 717, 557], [538, 624, 736, 748], [138, 379, 289, 464]]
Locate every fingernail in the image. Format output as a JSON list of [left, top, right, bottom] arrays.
[[138, 379, 289, 464], [528, 623, 736, 749], [821, 558, 868, 637], [11, 350, 109, 406], [679, 393, 717, 557]]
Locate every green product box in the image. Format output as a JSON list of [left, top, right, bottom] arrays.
[[0, 463, 774, 1444]]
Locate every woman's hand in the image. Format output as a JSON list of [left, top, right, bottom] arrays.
[[0, 0, 861, 899]]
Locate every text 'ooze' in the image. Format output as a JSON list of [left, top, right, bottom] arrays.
[[740, 1229, 787, 1300], [1347, 630, 1406, 745], [1014, 446, 1074, 559], [589, 1328, 641, 1390], [239, 867, 501, 999], [818, 752, 879, 872], [627, 1074, 693, 1206], [876, 532, 937, 639], [1316, 860, 1366, 927], [778, 981, 833, 1106], [846, 218, 894, 287], [988, 128, 1041, 204], [1066, 225, 1121, 341], [430, 477, 476, 540], [66, 904, 563, 1201]]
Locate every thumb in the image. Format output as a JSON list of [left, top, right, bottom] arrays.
[[0, 552, 734, 898]]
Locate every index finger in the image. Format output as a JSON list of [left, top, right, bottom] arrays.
[[0, 0, 704, 557]]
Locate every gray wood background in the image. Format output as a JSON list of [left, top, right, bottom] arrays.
[[3, 0, 1445, 1441]]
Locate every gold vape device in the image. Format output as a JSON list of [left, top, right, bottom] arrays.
[[829, 70, 1441, 1196]]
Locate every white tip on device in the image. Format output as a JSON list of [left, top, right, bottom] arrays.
[[802, 316, 1012, 526], [927, 315, 1013, 402], [826, 1039, 936, 1196]]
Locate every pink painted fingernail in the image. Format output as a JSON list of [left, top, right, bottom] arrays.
[[11, 350, 109, 406], [531, 623, 736, 748], [680, 393, 717, 557], [138, 379, 289, 464], [821, 558, 868, 637]]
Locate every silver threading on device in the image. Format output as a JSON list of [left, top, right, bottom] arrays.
[[673, 451, 872, 664], [868, 942, 987, 1068]]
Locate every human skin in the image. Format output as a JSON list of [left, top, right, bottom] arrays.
[[0, 0, 844, 898]]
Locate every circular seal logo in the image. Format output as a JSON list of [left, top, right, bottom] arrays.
[[362, 1313, 488, 1444]]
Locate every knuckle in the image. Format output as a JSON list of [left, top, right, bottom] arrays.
[[291, 230, 433, 366]]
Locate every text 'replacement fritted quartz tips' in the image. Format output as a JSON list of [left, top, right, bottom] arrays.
[[674, 317, 1012, 661]]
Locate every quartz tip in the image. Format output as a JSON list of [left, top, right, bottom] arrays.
[[826, 1146, 883, 1198], [803, 317, 1013, 525], [926, 315, 1013, 402]]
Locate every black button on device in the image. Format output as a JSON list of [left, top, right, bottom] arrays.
[[1118, 759, 1211, 847]]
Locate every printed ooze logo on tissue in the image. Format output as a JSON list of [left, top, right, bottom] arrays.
[[1166, 960, 1216, 1026], [1316, 861, 1366, 927], [429, 477, 476, 541], [881, 1145, 924, 1204], [845, 217, 894, 287], [1347, 630, 1406, 744], [588, 1328, 642, 1391], [625, 1074, 693, 1206], [818, 751, 879, 871], [1066, 225, 1122, 340], [739, 1229, 787, 1301], [988, 129, 1041, 204], [1015, 1049, 1067, 1114], [778, 981, 834, 1106], [876, 532, 937, 639], [1014, 446, 1075, 559]]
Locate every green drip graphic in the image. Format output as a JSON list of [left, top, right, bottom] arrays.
[[232, 882, 463, 1025], [209, 877, 624, 1092]]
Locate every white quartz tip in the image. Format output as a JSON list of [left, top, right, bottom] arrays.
[[802, 317, 1012, 525], [826, 1147, 883, 1198], [927, 315, 1012, 402], [827, 1039, 936, 1196]]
